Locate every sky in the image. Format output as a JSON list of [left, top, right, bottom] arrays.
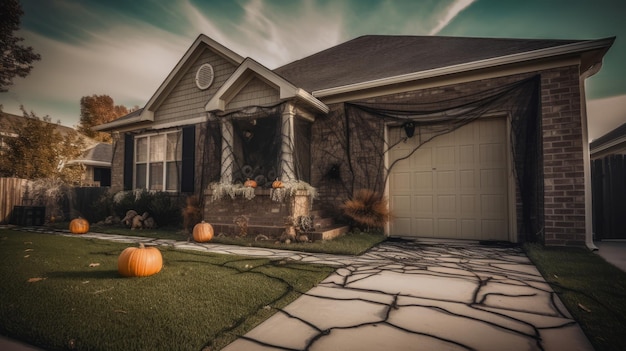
[[1, 0, 625, 141]]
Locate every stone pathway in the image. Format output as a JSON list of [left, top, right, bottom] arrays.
[[7, 227, 593, 351]]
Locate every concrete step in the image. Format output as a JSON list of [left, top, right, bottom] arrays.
[[310, 225, 351, 241]]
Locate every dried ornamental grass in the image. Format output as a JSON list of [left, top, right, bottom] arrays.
[[341, 189, 391, 230]]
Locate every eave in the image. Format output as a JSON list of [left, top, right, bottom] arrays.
[[313, 37, 615, 99]]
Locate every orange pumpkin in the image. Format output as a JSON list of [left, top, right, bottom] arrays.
[[244, 178, 257, 188], [272, 179, 284, 189], [69, 218, 89, 234], [118, 243, 163, 277], [193, 221, 214, 242]]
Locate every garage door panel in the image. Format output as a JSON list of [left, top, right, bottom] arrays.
[[481, 194, 507, 218], [416, 218, 434, 236], [436, 146, 456, 167], [411, 147, 432, 168], [392, 195, 412, 216], [461, 219, 477, 237], [480, 143, 506, 165], [480, 169, 506, 189], [437, 219, 457, 237], [436, 195, 456, 214], [392, 218, 412, 236], [414, 171, 433, 191], [389, 150, 411, 170], [459, 145, 475, 165], [459, 170, 475, 189], [481, 220, 507, 239], [389, 118, 508, 241], [414, 195, 433, 214], [460, 195, 478, 215], [391, 171, 411, 192], [436, 171, 456, 190]]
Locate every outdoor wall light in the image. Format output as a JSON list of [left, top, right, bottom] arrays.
[[403, 121, 416, 138]]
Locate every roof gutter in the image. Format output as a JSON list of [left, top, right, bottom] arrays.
[[313, 37, 615, 98]]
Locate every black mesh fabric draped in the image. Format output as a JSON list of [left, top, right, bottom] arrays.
[[331, 75, 543, 242]]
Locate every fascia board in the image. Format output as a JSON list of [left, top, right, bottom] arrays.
[[313, 38, 615, 98]]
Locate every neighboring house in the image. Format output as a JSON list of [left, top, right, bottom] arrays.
[[590, 122, 626, 159], [66, 142, 112, 187], [0, 111, 103, 183], [589, 123, 626, 240], [95, 34, 614, 247]]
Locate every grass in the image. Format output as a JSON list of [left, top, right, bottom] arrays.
[[50, 222, 387, 256], [524, 243, 626, 351], [0, 229, 334, 351]]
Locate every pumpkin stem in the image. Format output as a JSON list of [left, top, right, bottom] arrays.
[[139, 243, 145, 249]]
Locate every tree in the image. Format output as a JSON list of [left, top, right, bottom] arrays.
[[78, 94, 130, 142], [0, 107, 85, 182], [0, 0, 41, 92]]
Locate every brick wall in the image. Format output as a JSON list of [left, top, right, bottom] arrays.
[[110, 133, 125, 194], [540, 66, 586, 245], [312, 67, 587, 245]]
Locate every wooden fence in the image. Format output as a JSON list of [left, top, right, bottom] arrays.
[[591, 154, 626, 240], [0, 177, 30, 224]]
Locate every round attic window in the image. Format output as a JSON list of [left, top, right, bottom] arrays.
[[195, 63, 214, 90]]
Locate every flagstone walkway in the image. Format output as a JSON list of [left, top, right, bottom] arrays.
[[7, 227, 594, 351]]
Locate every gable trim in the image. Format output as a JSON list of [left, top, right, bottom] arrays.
[[206, 58, 329, 114]]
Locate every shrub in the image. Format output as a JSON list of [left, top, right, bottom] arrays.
[[341, 189, 391, 231], [113, 190, 181, 227], [182, 195, 203, 234]]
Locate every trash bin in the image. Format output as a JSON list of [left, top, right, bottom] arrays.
[[11, 206, 46, 226]]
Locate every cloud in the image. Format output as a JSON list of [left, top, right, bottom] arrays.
[[587, 94, 626, 141], [429, 0, 475, 35]]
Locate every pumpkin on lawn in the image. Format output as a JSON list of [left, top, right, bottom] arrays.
[[69, 218, 89, 234], [193, 221, 214, 243], [118, 243, 163, 277]]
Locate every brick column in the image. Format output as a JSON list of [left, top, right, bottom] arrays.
[[541, 67, 587, 245]]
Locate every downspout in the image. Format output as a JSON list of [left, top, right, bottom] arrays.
[[580, 61, 602, 251]]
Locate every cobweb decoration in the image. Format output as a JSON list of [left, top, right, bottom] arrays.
[[313, 75, 543, 242]]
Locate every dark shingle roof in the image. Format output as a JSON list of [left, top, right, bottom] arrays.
[[273, 35, 584, 92]]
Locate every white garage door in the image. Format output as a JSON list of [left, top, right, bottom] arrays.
[[388, 118, 509, 241]]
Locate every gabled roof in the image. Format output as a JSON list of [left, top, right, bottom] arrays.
[[67, 142, 112, 167], [142, 34, 245, 118], [206, 58, 328, 114], [274, 35, 615, 95]]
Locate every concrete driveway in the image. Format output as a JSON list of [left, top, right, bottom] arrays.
[[221, 240, 593, 351]]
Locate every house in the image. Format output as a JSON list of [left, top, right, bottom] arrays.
[[589, 123, 626, 240], [95, 34, 614, 247], [0, 111, 108, 185], [66, 142, 112, 187]]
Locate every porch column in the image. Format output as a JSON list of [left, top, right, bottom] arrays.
[[280, 103, 296, 181], [220, 118, 235, 184]]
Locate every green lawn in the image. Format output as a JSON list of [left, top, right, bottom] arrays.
[[524, 243, 626, 351], [0, 229, 333, 350]]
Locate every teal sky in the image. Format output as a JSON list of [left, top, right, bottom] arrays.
[[1, 0, 624, 139]]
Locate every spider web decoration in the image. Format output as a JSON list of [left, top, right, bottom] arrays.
[[314, 75, 543, 242], [211, 103, 312, 188]]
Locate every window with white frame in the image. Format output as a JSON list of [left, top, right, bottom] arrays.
[[135, 131, 182, 191]]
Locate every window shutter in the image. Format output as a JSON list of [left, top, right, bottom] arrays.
[[181, 125, 195, 193], [123, 133, 134, 190]]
